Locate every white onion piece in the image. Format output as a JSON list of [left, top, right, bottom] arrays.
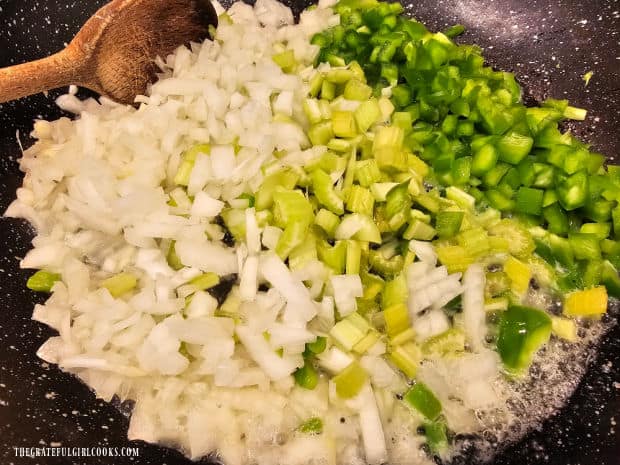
[[236, 325, 302, 380], [462, 264, 487, 351]]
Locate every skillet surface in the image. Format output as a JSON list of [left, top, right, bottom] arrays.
[[0, 1, 618, 464]]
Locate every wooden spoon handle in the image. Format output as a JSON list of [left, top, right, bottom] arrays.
[[0, 50, 82, 103]]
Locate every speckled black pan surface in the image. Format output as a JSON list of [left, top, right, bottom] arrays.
[[0, 1, 618, 464]]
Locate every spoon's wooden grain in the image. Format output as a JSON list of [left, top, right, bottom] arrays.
[[0, 0, 217, 105]]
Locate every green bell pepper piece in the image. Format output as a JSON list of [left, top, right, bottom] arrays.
[[497, 305, 551, 373]]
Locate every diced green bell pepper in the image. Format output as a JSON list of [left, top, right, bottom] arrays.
[[497, 305, 552, 373]]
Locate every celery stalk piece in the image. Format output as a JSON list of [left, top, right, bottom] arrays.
[[384, 303, 410, 338], [346, 240, 362, 275], [101, 273, 137, 298], [311, 169, 345, 215], [272, 49, 297, 73], [346, 185, 375, 216], [255, 169, 299, 211], [314, 208, 340, 237], [333, 361, 368, 398], [189, 272, 220, 291], [388, 342, 421, 378], [26, 270, 61, 293], [354, 98, 382, 132], [330, 312, 370, 351], [335, 214, 382, 244], [276, 222, 308, 260], [272, 190, 313, 229], [332, 111, 359, 138]]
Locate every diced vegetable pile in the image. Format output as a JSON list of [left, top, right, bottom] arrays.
[[11, 1, 616, 464]]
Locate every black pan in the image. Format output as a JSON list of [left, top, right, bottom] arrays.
[[0, 1, 618, 464]]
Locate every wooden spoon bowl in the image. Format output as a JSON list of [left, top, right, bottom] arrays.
[[0, 0, 217, 104]]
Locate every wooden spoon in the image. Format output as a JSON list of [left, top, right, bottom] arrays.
[[0, 0, 218, 105]]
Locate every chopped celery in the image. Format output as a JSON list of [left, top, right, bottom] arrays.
[[385, 183, 412, 219], [435, 244, 474, 274], [487, 219, 535, 259], [373, 126, 404, 152], [421, 328, 466, 357], [174, 144, 210, 186], [255, 169, 299, 210], [346, 185, 375, 216], [353, 330, 381, 354], [189, 273, 220, 291], [388, 342, 421, 378], [382, 273, 408, 308], [289, 234, 318, 270], [383, 303, 410, 338], [315, 208, 341, 237], [321, 80, 336, 100], [445, 186, 475, 210], [374, 147, 408, 173], [333, 361, 368, 398], [276, 222, 308, 260], [456, 228, 490, 257], [370, 182, 399, 201], [272, 190, 313, 229], [303, 98, 323, 124], [101, 273, 137, 298], [361, 271, 385, 300], [332, 111, 359, 138], [343, 79, 373, 101], [330, 312, 370, 350], [308, 73, 323, 98], [354, 98, 382, 132], [308, 121, 335, 146], [335, 213, 382, 243], [325, 68, 354, 84], [403, 219, 436, 240], [221, 208, 247, 242], [355, 159, 381, 187], [26, 270, 61, 293], [414, 193, 440, 213], [311, 169, 345, 215], [485, 271, 511, 298], [272, 49, 297, 73], [369, 249, 404, 276], [318, 240, 347, 274], [346, 240, 363, 275]]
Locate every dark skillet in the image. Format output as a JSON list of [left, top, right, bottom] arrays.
[[0, 1, 618, 464]]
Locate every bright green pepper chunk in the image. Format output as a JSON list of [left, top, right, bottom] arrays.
[[435, 210, 464, 238], [294, 359, 319, 390], [299, 417, 323, 434], [556, 171, 589, 211], [515, 187, 544, 216], [497, 305, 551, 374], [26, 270, 61, 293], [424, 421, 449, 454], [403, 382, 442, 420]]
